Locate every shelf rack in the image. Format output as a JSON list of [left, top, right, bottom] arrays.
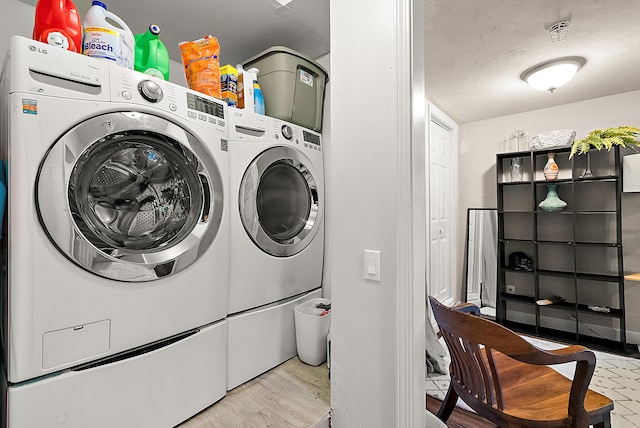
[[496, 146, 633, 354]]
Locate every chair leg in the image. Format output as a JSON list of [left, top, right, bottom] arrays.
[[436, 384, 458, 422], [594, 411, 611, 428]]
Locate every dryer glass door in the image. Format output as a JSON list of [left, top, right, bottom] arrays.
[[37, 111, 224, 281], [240, 146, 321, 257], [257, 161, 310, 241]]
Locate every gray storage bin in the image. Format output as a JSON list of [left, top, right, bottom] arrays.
[[243, 46, 328, 132]]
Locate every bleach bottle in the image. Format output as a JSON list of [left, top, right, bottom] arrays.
[[82, 1, 134, 69], [32, 0, 82, 52], [134, 24, 170, 80]]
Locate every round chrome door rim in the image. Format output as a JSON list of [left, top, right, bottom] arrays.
[[239, 146, 321, 257], [36, 111, 224, 281]]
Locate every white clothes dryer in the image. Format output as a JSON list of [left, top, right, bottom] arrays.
[[226, 109, 324, 389], [227, 109, 324, 314], [0, 37, 230, 386]]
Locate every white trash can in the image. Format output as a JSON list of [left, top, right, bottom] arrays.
[[294, 298, 331, 366]]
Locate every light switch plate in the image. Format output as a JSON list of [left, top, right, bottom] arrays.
[[364, 250, 381, 282]]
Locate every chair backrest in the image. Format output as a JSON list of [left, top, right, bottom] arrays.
[[428, 296, 543, 410]]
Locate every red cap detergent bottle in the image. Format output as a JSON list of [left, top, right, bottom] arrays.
[[32, 0, 82, 52]]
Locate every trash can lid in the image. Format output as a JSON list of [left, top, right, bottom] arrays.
[[242, 45, 329, 81]]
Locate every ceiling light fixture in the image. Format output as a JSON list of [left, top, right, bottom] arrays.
[[520, 57, 586, 93]]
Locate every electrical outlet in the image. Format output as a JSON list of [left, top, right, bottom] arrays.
[[506, 285, 516, 294]]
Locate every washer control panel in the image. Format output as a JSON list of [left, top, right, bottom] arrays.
[[109, 64, 227, 135]]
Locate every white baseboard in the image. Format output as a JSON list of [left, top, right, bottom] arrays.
[[625, 331, 640, 347]]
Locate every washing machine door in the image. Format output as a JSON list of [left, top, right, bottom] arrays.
[[37, 111, 224, 281], [239, 146, 321, 257]]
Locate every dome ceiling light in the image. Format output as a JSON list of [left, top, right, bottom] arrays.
[[520, 57, 586, 93]]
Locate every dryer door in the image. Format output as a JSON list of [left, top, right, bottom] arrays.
[[37, 111, 224, 281], [239, 146, 321, 257]]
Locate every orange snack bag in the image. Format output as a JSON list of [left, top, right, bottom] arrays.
[[179, 35, 221, 99]]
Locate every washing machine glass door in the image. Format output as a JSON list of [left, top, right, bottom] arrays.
[[240, 146, 320, 257], [37, 111, 224, 281]]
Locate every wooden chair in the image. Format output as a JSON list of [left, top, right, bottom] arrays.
[[428, 296, 614, 428]]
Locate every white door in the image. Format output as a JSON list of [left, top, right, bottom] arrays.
[[427, 110, 457, 306]]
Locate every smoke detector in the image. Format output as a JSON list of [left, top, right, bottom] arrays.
[[548, 21, 570, 43]]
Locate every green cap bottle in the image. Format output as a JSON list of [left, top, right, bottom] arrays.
[[134, 24, 170, 80]]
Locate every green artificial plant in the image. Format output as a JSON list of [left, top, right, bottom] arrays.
[[569, 125, 640, 159]]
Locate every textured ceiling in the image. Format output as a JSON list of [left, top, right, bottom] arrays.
[[425, 0, 640, 124]]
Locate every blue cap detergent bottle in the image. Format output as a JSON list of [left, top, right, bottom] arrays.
[[82, 1, 134, 69], [134, 24, 170, 80]]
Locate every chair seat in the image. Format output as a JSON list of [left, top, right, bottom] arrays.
[[489, 351, 613, 424]]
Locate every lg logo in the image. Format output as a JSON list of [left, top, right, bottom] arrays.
[[28, 45, 47, 54]]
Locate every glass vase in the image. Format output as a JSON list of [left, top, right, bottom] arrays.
[[580, 152, 594, 178], [510, 157, 523, 182]]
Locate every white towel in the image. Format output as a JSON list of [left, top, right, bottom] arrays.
[[426, 319, 447, 375]]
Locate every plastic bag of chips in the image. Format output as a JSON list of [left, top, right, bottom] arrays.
[[179, 35, 221, 98]]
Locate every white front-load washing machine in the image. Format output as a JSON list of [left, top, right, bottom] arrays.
[[226, 108, 324, 389], [0, 36, 229, 427]]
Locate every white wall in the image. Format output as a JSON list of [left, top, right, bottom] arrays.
[[329, 0, 398, 419], [457, 89, 640, 342], [330, 0, 426, 426], [0, 0, 36, 66], [168, 59, 187, 87]]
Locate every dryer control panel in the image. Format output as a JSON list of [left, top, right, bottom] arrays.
[[271, 118, 322, 155]]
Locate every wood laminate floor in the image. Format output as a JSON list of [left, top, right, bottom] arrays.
[[177, 357, 331, 428], [426, 395, 496, 428]]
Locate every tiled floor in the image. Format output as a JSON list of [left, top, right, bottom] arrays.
[[426, 335, 640, 427]]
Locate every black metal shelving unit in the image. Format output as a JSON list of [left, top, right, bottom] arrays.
[[496, 146, 631, 354]]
